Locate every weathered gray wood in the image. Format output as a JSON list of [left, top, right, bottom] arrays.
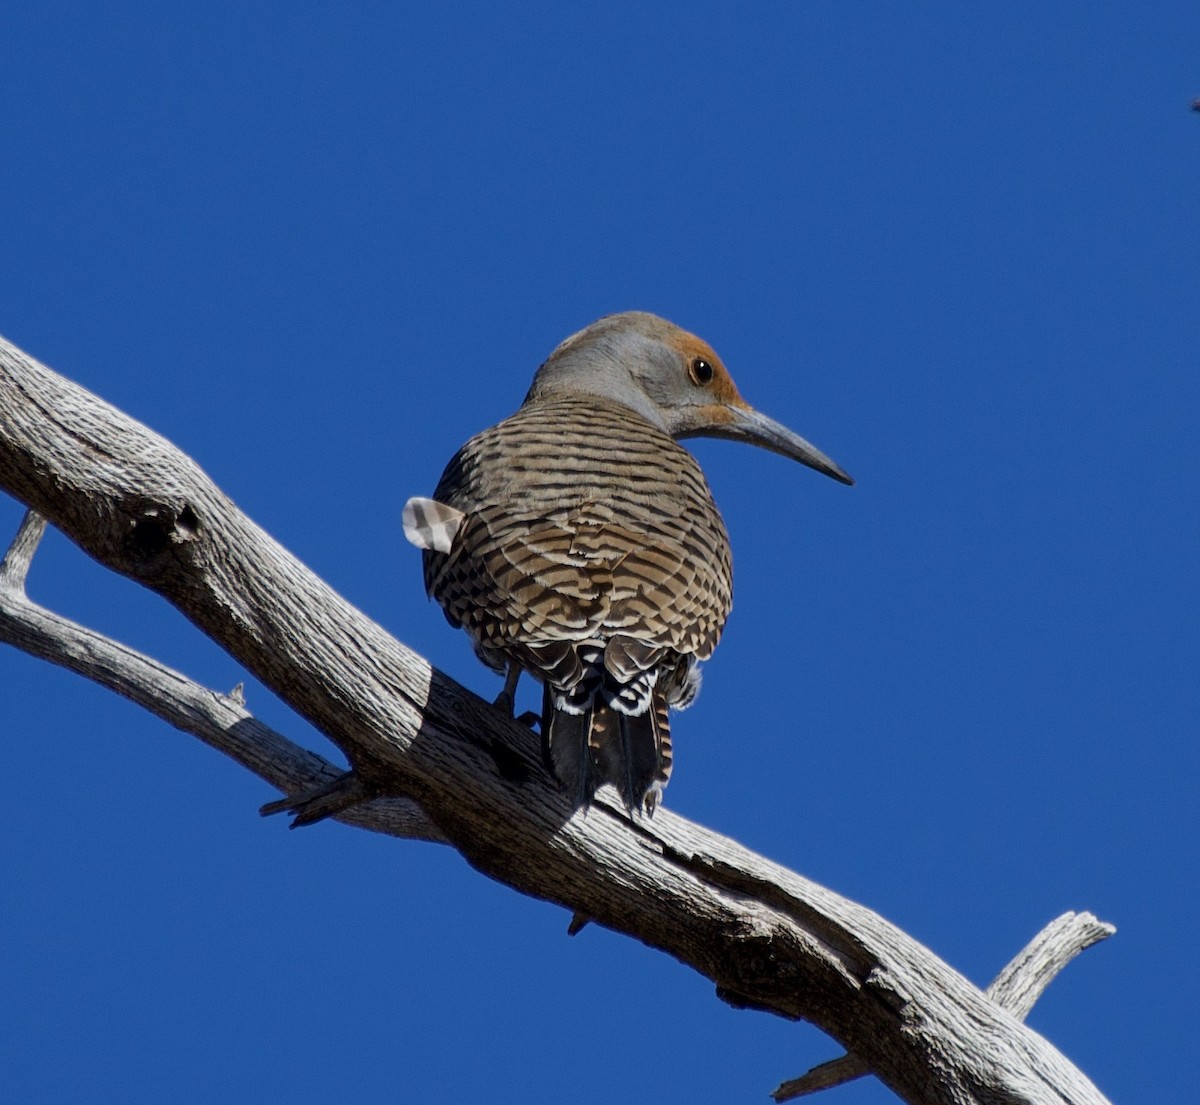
[[0, 334, 1113, 1105], [773, 911, 1116, 1100], [986, 912, 1115, 1021]]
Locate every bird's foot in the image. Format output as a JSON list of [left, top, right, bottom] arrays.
[[493, 662, 534, 724], [492, 687, 539, 729]]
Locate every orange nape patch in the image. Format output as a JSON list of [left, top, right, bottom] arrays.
[[670, 330, 748, 408]]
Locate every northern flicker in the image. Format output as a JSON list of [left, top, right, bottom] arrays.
[[404, 311, 851, 814]]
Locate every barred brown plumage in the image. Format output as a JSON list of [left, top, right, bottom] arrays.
[[404, 311, 852, 813]]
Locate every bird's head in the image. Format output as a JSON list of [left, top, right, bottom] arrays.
[[525, 311, 853, 485]]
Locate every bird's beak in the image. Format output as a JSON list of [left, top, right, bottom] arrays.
[[708, 404, 854, 485]]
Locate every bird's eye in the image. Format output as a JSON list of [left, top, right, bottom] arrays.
[[689, 357, 715, 386]]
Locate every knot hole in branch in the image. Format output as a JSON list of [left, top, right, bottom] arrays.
[[124, 501, 201, 572]]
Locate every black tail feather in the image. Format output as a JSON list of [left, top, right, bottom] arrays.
[[614, 707, 665, 812], [543, 683, 671, 814], [543, 682, 596, 808]]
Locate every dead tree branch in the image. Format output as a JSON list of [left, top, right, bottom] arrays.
[[0, 334, 1113, 1105]]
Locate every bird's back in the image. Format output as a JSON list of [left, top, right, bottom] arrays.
[[424, 394, 733, 674]]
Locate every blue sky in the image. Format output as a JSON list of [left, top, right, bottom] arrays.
[[2, 5, 1196, 1103]]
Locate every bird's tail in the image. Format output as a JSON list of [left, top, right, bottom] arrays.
[[543, 682, 672, 814]]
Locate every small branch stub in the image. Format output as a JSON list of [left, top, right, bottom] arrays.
[[0, 509, 47, 593]]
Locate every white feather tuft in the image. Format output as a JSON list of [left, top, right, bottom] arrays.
[[402, 497, 465, 553]]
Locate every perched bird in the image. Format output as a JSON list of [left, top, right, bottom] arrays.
[[404, 312, 851, 814]]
